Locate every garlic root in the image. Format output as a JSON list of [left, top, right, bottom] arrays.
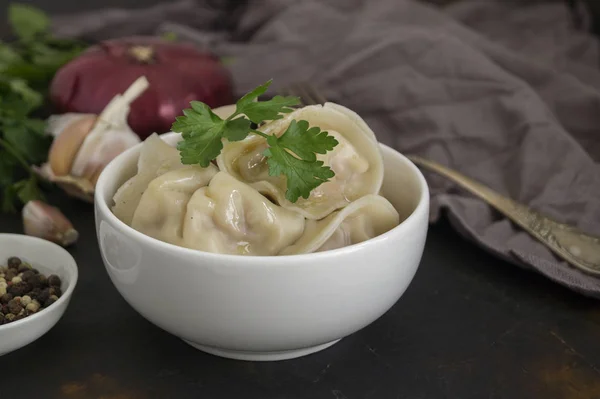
[[22, 200, 79, 247]]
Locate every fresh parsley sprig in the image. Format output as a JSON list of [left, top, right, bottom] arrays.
[[172, 80, 339, 203], [0, 3, 85, 213]]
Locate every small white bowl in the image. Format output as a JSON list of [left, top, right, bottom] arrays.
[[0, 234, 78, 356], [95, 132, 429, 361]]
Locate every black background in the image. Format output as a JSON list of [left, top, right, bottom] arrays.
[[1, 1, 600, 398]]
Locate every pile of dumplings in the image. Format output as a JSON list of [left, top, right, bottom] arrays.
[[111, 103, 400, 256]]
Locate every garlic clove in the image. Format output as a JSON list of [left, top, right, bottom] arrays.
[[48, 114, 98, 176], [74, 127, 141, 185], [22, 200, 79, 247], [69, 76, 148, 179]]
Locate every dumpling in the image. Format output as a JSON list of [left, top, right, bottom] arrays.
[[279, 194, 399, 255], [130, 165, 218, 246], [182, 172, 305, 256], [112, 134, 185, 225], [216, 102, 384, 220], [324, 102, 378, 144]]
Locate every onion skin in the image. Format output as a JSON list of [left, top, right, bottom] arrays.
[[50, 36, 234, 139]]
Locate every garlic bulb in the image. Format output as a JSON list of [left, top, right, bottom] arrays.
[[36, 76, 150, 202], [22, 200, 79, 247]]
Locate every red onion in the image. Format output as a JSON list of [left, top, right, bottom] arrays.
[[50, 36, 234, 139]]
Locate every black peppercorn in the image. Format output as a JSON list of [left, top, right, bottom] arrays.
[[47, 274, 61, 287], [0, 293, 12, 304], [7, 256, 21, 269], [49, 286, 62, 297], [44, 297, 57, 308], [28, 274, 47, 289], [5, 269, 16, 282], [28, 288, 41, 301], [21, 270, 35, 282], [7, 299, 23, 315], [37, 288, 50, 304], [8, 281, 31, 297], [17, 263, 32, 273], [0, 256, 64, 323]]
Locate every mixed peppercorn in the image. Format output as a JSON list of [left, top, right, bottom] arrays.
[[0, 256, 63, 325]]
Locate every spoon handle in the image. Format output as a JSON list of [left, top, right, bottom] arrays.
[[408, 155, 600, 276]]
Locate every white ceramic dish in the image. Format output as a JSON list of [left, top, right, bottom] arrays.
[[94, 132, 429, 361], [0, 234, 78, 356]]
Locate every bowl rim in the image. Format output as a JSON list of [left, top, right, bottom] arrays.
[[95, 133, 430, 262], [0, 234, 78, 331]]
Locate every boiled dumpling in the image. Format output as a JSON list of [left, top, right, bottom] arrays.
[[324, 102, 378, 144], [182, 172, 305, 256], [112, 134, 185, 225], [279, 194, 399, 255], [130, 165, 218, 246], [216, 102, 384, 220]]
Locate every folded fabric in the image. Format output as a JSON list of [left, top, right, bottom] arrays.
[[51, 0, 600, 298]]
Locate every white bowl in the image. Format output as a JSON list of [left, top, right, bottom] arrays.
[[94, 132, 429, 361], [0, 234, 78, 356]]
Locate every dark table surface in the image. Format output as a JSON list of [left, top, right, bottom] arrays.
[[2, 1, 600, 398]]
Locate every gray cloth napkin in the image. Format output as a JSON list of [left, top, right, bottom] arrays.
[[51, 0, 600, 298]]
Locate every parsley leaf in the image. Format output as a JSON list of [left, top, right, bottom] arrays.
[[234, 80, 300, 124], [174, 102, 225, 167], [3, 119, 51, 164], [0, 3, 83, 213], [8, 3, 50, 41], [223, 117, 252, 141], [7, 78, 42, 110], [0, 151, 17, 186], [0, 42, 23, 69], [30, 42, 82, 72], [0, 76, 42, 115], [13, 176, 44, 204], [174, 100, 254, 167], [172, 80, 339, 203], [173, 101, 220, 135], [263, 123, 336, 202], [275, 120, 338, 162], [2, 185, 18, 213]]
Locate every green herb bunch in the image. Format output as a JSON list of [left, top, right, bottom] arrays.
[[173, 80, 339, 203], [0, 4, 85, 212]]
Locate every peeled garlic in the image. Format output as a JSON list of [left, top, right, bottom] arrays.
[[22, 200, 79, 247], [36, 76, 150, 202]]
